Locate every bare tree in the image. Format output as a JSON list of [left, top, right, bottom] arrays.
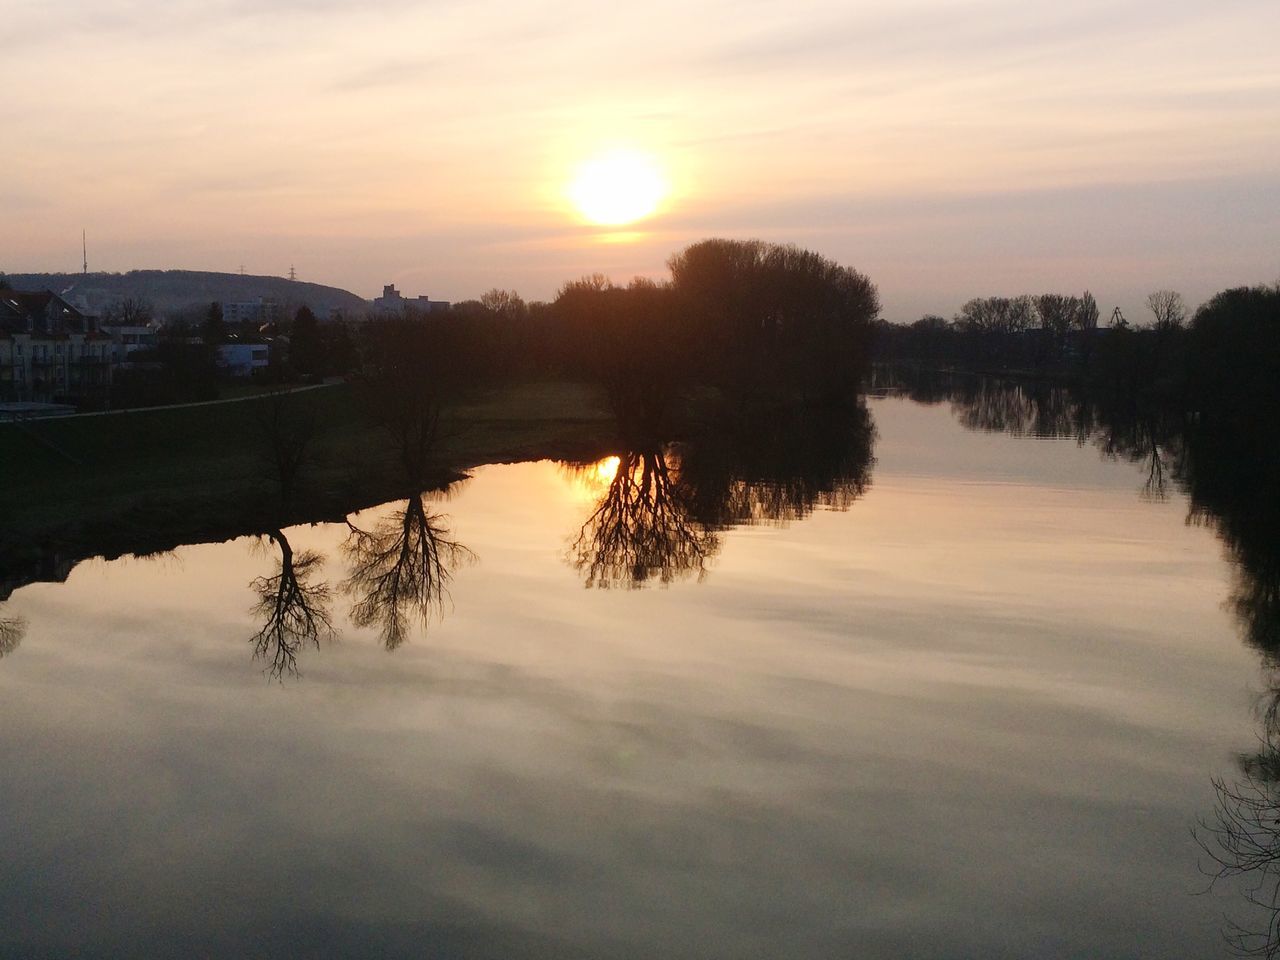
[[254, 390, 318, 503], [0, 615, 26, 658], [1073, 291, 1100, 334], [1146, 290, 1187, 331], [102, 296, 155, 327], [567, 449, 718, 589], [1035, 294, 1074, 354], [478, 288, 528, 321], [1198, 704, 1280, 960], [249, 530, 334, 680], [342, 494, 474, 650]]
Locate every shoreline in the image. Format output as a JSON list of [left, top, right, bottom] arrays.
[[1, 380, 619, 600]]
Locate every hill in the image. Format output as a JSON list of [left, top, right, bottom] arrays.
[[0, 269, 367, 318]]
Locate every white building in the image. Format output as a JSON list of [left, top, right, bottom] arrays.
[[223, 297, 281, 328], [216, 342, 270, 377], [0, 291, 113, 402]]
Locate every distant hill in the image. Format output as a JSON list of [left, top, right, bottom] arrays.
[[0, 269, 367, 318]]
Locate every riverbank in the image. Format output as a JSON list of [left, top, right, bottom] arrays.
[[0, 380, 618, 597]]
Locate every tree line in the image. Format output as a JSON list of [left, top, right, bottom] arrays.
[[94, 237, 879, 414], [876, 283, 1279, 407]]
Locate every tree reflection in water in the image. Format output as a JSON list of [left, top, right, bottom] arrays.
[[568, 449, 717, 589], [0, 613, 26, 659], [1193, 419, 1280, 956], [879, 367, 1280, 951], [1200, 678, 1280, 960], [567, 400, 877, 588], [249, 529, 334, 680], [342, 492, 474, 650]]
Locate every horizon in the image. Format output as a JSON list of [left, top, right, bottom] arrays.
[[4, 0, 1278, 322]]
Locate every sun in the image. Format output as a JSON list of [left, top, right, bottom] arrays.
[[568, 148, 667, 226]]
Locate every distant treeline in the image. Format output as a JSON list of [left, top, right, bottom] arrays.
[[874, 284, 1280, 411]]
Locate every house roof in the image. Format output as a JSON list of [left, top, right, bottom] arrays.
[[0, 289, 88, 333]]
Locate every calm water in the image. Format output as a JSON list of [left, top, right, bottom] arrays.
[[0, 392, 1269, 958]]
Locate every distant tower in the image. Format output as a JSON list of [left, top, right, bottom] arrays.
[[239, 265, 246, 276], [82, 230, 88, 275], [288, 265, 297, 282]]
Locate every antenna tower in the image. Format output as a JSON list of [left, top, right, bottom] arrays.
[[288, 265, 297, 282], [82, 230, 88, 275]]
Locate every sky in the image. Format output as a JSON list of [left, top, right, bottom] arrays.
[[3, 0, 1278, 321]]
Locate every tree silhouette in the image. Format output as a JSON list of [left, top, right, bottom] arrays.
[[1146, 290, 1187, 331], [248, 530, 334, 680], [566, 400, 876, 588], [567, 449, 718, 589], [342, 494, 474, 650], [289, 304, 323, 375], [0, 614, 26, 659], [668, 238, 879, 401], [254, 389, 319, 504]]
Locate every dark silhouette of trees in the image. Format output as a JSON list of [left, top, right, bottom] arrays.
[[320, 321, 357, 377], [359, 316, 486, 487], [565, 399, 876, 588], [668, 239, 879, 402], [200, 302, 226, 346], [876, 290, 1099, 372], [567, 449, 718, 589], [254, 389, 319, 504], [289, 305, 323, 376], [342, 493, 474, 650], [1185, 285, 1280, 423], [249, 529, 334, 680], [103, 296, 155, 327], [110, 317, 219, 406], [1199, 732, 1280, 960], [478, 288, 528, 322], [553, 276, 691, 439], [680, 401, 876, 528], [1146, 290, 1187, 331]]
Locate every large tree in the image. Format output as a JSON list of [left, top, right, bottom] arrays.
[[667, 238, 879, 401]]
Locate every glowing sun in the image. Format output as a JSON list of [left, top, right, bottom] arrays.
[[568, 149, 667, 226]]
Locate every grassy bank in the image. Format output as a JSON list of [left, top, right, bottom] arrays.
[[0, 380, 617, 587]]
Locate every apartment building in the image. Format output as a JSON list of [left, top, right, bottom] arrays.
[[0, 290, 113, 402]]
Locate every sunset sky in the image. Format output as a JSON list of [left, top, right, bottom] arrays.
[[4, 0, 1278, 320]]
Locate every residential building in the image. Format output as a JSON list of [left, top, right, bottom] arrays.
[[0, 290, 113, 402], [216, 342, 271, 377], [223, 297, 282, 328], [98, 320, 159, 364], [372, 284, 450, 315]]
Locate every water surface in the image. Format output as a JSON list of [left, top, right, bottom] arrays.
[[0, 392, 1265, 958]]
